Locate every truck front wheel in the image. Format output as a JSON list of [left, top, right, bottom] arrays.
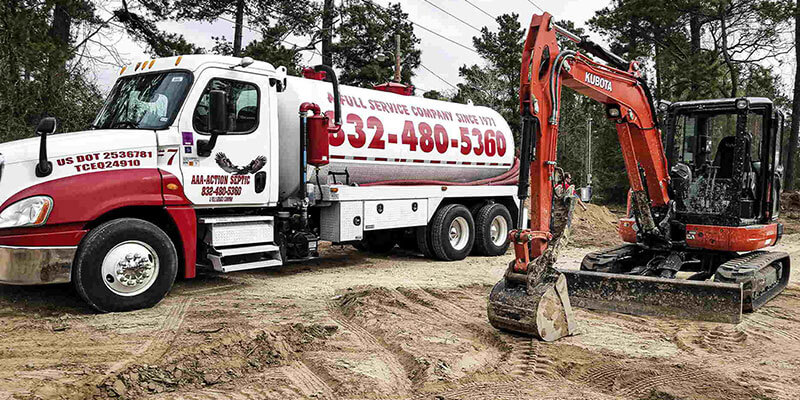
[[73, 218, 178, 312], [430, 204, 475, 261]]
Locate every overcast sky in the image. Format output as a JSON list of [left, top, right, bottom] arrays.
[[94, 0, 610, 93]]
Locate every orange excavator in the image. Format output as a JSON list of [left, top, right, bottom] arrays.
[[488, 12, 790, 341]]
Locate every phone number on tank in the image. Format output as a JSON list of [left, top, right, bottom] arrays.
[[325, 113, 508, 157]]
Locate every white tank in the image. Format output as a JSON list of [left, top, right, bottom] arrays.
[[276, 76, 515, 200]]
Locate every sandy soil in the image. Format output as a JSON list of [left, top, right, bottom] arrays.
[[1, 232, 800, 399]]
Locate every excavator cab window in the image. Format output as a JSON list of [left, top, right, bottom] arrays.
[[666, 100, 771, 225]]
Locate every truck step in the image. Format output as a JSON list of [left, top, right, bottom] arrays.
[[199, 215, 274, 224], [214, 259, 283, 273], [207, 243, 282, 273], [214, 244, 279, 258]]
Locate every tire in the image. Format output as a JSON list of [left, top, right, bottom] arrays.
[[352, 240, 369, 251], [474, 203, 512, 256], [397, 229, 419, 251], [430, 204, 475, 261], [364, 231, 396, 253], [73, 218, 178, 312], [416, 226, 435, 258]]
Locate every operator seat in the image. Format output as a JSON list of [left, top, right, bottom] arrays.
[[713, 134, 752, 179]]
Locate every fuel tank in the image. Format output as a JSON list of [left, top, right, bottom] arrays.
[[276, 76, 515, 200]]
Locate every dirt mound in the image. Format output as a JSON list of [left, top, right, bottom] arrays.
[[782, 191, 800, 211], [98, 323, 336, 398], [571, 202, 623, 248], [780, 191, 800, 234]]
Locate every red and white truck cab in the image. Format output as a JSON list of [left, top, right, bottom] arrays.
[[0, 55, 523, 311]]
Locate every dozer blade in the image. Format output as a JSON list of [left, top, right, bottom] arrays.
[[488, 273, 576, 341], [558, 269, 744, 323]]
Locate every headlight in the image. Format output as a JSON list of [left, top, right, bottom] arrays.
[[0, 196, 53, 228], [736, 98, 749, 110]]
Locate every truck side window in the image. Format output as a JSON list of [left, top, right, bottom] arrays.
[[193, 78, 259, 134]]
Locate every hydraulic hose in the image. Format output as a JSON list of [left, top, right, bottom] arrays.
[[359, 158, 520, 187]]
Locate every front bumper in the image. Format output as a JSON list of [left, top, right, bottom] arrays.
[[0, 245, 75, 285]]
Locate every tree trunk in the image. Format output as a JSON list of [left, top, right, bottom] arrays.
[[321, 0, 334, 66], [786, 0, 800, 191], [49, 2, 71, 46], [233, 0, 244, 57], [719, 15, 739, 98], [689, 12, 701, 94]]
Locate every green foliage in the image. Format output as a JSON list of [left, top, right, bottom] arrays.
[[0, 0, 104, 142], [422, 90, 446, 100], [332, 1, 421, 88], [115, 0, 204, 57], [452, 14, 524, 142]]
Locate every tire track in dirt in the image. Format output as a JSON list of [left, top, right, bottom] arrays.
[[279, 360, 335, 399], [752, 382, 791, 400], [744, 313, 800, 342], [106, 297, 192, 376], [616, 369, 717, 397], [676, 326, 748, 353], [572, 360, 626, 391], [412, 380, 525, 400], [325, 298, 414, 395], [177, 283, 244, 297], [506, 336, 564, 381]]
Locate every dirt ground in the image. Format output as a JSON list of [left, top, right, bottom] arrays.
[[2, 221, 800, 399]]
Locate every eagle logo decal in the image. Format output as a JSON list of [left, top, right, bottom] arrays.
[[215, 152, 267, 175]]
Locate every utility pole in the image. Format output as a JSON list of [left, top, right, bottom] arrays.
[[586, 118, 593, 187], [787, 0, 800, 191], [393, 34, 402, 82], [233, 0, 244, 57], [322, 0, 334, 66]]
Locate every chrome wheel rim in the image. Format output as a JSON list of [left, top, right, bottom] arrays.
[[101, 241, 159, 297], [449, 216, 470, 251], [490, 215, 508, 247]]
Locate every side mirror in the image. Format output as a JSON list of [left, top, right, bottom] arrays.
[[208, 90, 227, 134], [35, 117, 57, 177], [36, 117, 57, 136], [198, 90, 227, 157]]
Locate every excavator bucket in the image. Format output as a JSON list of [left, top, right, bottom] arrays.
[[488, 272, 576, 341], [487, 195, 578, 341], [558, 269, 744, 323]]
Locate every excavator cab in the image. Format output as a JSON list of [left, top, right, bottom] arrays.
[[664, 98, 784, 226]]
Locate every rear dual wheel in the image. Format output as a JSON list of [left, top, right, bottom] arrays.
[[473, 203, 512, 256], [429, 204, 476, 261]]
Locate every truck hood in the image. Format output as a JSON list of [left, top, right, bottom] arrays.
[[0, 129, 157, 165], [0, 129, 160, 208]]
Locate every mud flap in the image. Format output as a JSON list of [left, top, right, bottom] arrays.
[[488, 273, 576, 341], [558, 269, 744, 324]]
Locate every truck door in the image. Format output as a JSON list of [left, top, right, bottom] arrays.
[[177, 68, 271, 206]]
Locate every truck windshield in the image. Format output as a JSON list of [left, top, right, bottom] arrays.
[[92, 71, 192, 130]]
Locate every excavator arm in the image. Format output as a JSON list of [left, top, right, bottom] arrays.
[[489, 13, 677, 340], [515, 12, 670, 272]]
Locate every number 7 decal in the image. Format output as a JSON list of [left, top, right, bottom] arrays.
[[166, 148, 178, 165]]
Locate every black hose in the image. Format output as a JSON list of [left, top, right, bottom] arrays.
[[516, 114, 537, 228], [314, 65, 342, 126]]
